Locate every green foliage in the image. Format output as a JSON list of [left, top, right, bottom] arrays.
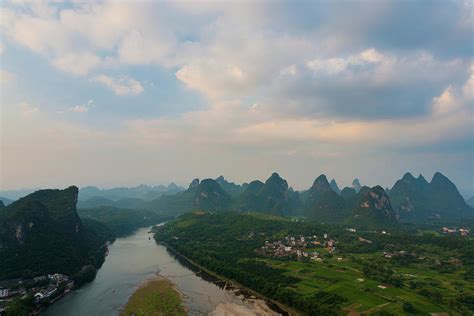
[[403, 302, 416, 313], [5, 295, 34, 316], [154, 212, 346, 314], [72, 265, 97, 288], [155, 211, 474, 314]]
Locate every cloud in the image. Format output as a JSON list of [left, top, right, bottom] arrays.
[[52, 52, 101, 76], [261, 49, 468, 120], [1, 1, 472, 191], [0, 69, 15, 84], [92, 75, 144, 96], [124, 66, 473, 150], [69, 99, 93, 113], [19, 102, 39, 117]]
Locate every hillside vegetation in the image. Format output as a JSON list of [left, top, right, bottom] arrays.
[[154, 212, 474, 315]]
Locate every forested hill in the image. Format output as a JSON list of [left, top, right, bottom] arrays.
[[0, 186, 113, 280]]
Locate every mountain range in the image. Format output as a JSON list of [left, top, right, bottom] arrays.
[[144, 172, 473, 225], [1, 172, 471, 227], [78, 183, 184, 201]]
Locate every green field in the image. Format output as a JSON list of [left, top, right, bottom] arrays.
[[121, 277, 186, 316], [263, 255, 471, 315]]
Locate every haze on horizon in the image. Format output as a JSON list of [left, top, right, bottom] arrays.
[[0, 1, 473, 195]]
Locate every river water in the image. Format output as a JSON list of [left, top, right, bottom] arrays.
[[43, 226, 279, 316]]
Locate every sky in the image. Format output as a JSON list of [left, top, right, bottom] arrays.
[[0, 0, 473, 196]]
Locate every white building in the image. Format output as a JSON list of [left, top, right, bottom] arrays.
[[0, 288, 9, 298]]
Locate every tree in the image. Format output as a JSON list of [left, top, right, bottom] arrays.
[[403, 302, 416, 313]]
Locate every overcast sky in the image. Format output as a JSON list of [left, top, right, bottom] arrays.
[[0, 0, 473, 195]]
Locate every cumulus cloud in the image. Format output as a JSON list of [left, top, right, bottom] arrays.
[[262, 49, 468, 120], [92, 75, 144, 96], [52, 52, 101, 76]]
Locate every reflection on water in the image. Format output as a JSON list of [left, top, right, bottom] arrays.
[[42, 226, 280, 316]]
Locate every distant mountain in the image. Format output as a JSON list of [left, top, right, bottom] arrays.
[[147, 185, 196, 216], [428, 172, 472, 219], [188, 178, 200, 189], [78, 184, 185, 202], [467, 196, 474, 208], [78, 207, 169, 237], [194, 179, 233, 211], [352, 179, 362, 193], [0, 189, 36, 201], [389, 172, 472, 221], [78, 196, 116, 209], [330, 179, 341, 194], [341, 187, 357, 200], [302, 175, 346, 222], [215, 176, 245, 196], [147, 178, 232, 215], [388, 173, 430, 221], [234, 180, 265, 211], [0, 186, 113, 280], [77, 196, 147, 210], [0, 196, 13, 206], [346, 186, 397, 227], [235, 173, 297, 216]]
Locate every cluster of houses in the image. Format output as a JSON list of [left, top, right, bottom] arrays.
[[0, 273, 73, 306], [441, 227, 470, 236], [382, 250, 410, 259], [255, 233, 338, 261], [33, 274, 73, 302]]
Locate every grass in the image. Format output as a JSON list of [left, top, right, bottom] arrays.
[[121, 277, 186, 316]]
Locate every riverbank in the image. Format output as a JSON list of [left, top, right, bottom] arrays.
[[120, 276, 186, 316], [157, 241, 297, 316]]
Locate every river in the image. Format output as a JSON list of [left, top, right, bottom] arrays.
[[43, 225, 281, 316]]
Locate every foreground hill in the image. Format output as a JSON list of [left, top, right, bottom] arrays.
[[0, 186, 113, 280], [154, 212, 474, 315]]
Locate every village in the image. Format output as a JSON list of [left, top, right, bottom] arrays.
[[254, 233, 340, 262], [0, 273, 73, 315]]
